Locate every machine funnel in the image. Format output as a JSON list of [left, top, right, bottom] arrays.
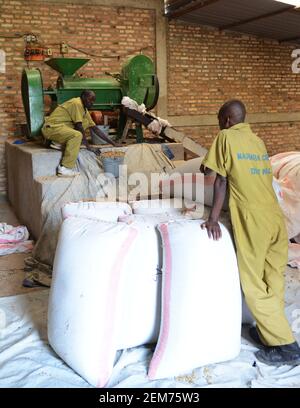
[[44, 58, 90, 76]]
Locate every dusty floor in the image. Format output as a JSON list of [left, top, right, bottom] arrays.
[[0, 194, 42, 297]]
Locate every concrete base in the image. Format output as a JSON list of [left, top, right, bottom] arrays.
[[6, 140, 184, 240], [6, 141, 63, 239]]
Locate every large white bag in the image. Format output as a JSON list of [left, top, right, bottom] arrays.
[[62, 200, 132, 221], [130, 198, 186, 215], [114, 214, 170, 348], [148, 219, 241, 380], [48, 218, 137, 387], [48, 214, 163, 387]]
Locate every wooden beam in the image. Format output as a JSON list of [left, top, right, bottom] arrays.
[[167, 112, 300, 127], [167, 0, 221, 19], [219, 5, 294, 31]]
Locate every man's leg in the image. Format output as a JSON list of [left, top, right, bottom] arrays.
[[261, 212, 295, 345], [231, 205, 295, 346], [42, 125, 82, 168]]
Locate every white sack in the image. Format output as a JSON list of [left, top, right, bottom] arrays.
[[148, 219, 241, 380], [62, 201, 132, 221], [0, 223, 33, 256], [130, 198, 185, 215], [116, 213, 187, 347], [48, 214, 162, 387], [48, 218, 140, 387]]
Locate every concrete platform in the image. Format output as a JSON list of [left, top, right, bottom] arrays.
[[6, 140, 184, 241], [6, 141, 62, 239]]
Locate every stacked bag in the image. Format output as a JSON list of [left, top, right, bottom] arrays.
[[48, 199, 242, 387]]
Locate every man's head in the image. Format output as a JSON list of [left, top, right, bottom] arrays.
[[81, 90, 96, 109], [218, 99, 246, 130]]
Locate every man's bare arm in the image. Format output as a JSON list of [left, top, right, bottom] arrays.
[[201, 173, 227, 240], [200, 163, 213, 175]]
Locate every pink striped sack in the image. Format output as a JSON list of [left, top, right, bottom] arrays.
[[148, 219, 241, 380], [48, 218, 139, 387], [0, 223, 33, 255], [48, 213, 163, 387]]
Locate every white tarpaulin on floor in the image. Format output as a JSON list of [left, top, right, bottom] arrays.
[[0, 266, 300, 388]]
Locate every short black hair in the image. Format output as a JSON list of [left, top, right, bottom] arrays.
[[81, 89, 95, 99], [218, 99, 246, 123]]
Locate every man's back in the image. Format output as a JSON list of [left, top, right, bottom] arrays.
[[45, 97, 94, 130], [201, 100, 300, 365], [204, 122, 278, 209]]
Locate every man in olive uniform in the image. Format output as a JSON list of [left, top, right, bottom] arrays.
[[42, 90, 116, 177], [200, 99, 300, 366]]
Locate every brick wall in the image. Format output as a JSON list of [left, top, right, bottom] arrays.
[[0, 0, 155, 193], [168, 21, 300, 155], [177, 122, 300, 157], [1, 2, 300, 194]]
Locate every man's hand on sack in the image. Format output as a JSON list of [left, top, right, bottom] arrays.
[[201, 219, 222, 240]]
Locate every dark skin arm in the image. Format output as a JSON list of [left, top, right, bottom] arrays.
[[90, 126, 117, 147], [199, 163, 213, 175], [201, 173, 227, 240], [79, 92, 117, 147]]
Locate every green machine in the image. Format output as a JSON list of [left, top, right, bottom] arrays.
[[21, 55, 159, 140]]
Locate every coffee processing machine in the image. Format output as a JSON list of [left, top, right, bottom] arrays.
[[21, 55, 159, 141]]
